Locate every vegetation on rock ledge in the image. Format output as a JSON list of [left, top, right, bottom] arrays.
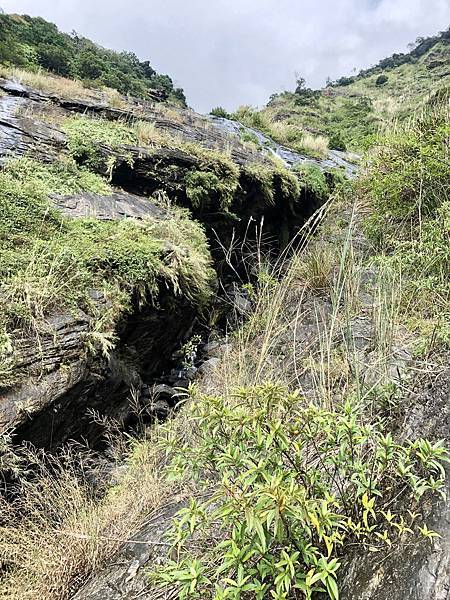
[[0, 157, 214, 387]]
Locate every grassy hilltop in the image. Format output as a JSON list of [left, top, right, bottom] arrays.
[[220, 27, 450, 154]]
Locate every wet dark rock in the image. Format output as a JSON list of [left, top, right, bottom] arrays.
[[197, 357, 220, 376], [208, 115, 358, 176], [152, 383, 177, 398], [6, 292, 198, 449], [203, 340, 223, 356], [221, 283, 253, 328], [151, 398, 171, 419], [0, 94, 66, 163], [0, 310, 92, 434]]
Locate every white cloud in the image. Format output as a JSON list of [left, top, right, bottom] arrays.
[[2, 0, 449, 112]]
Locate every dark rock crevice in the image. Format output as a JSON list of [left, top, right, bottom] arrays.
[[11, 292, 198, 450]]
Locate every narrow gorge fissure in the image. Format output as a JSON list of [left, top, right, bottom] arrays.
[[10, 203, 310, 454], [0, 76, 345, 462]]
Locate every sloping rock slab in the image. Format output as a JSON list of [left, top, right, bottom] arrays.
[[339, 367, 450, 600], [0, 93, 65, 163], [51, 190, 167, 221], [0, 310, 93, 433]]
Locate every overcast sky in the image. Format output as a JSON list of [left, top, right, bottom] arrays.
[[2, 0, 449, 112]]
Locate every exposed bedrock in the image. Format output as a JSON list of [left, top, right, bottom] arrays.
[[0, 190, 202, 448], [338, 368, 450, 600], [0, 78, 350, 255], [10, 294, 197, 449]]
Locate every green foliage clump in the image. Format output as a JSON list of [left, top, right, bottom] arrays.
[[62, 115, 136, 173], [0, 13, 186, 103], [0, 157, 214, 385], [186, 170, 224, 209], [364, 102, 449, 220], [156, 383, 448, 599], [294, 164, 329, 199], [375, 74, 389, 86], [183, 147, 240, 211], [243, 164, 301, 207], [244, 164, 277, 204], [240, 131, 262, 150], [327, 129, 347, 151], [274, 166, 301, 202], [232, 107, 272, 136], [210, 107, 231, 119]]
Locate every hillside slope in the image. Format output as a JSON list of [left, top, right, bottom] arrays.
[[231, 28, 450, 152]]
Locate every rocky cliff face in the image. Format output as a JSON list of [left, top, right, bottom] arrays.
[[3, 72, 446, 600], [0, 76, 349, 448], [0, 188, 199, 447]]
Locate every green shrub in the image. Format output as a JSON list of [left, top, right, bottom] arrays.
[[364, 98, 449, 220], [243, 164, 276, 204], [183, 147, 240, 210], [363, 91, 450, 319], [375, 74, 389, 86], [274, 167, 301, 202], [62, 116, 136, 173], [186, 170, 224, 209], [155, 383, 447, 599], [294, 163, 329, 199], [210, 107, 231, 119], [243, 164, 301, 207], [327, 130, 347, 151], [240, 131, 262, 150]]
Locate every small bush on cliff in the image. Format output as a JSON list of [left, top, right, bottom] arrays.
[[210, 106, 231, 119], [186, 170, 225, 209], [294, 163, 330, 199], [183, 146, 240, 211], [155, 383, 447, 599], [375, 74, 389, 86], [63, 115, 136, 174], [243, 164, 301, 207]]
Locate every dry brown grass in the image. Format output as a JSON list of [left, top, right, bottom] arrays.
[[0, 433, 178, 600], [0, 66, 93, 99], [134, 120, 167, 146], [201, 193, 412, 410], [293, 244, 335, 292], [0, 66, 129, 110], [300, 132, 329, 156], [156, 105, 184, 123], [269, 121, 304, 145]]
